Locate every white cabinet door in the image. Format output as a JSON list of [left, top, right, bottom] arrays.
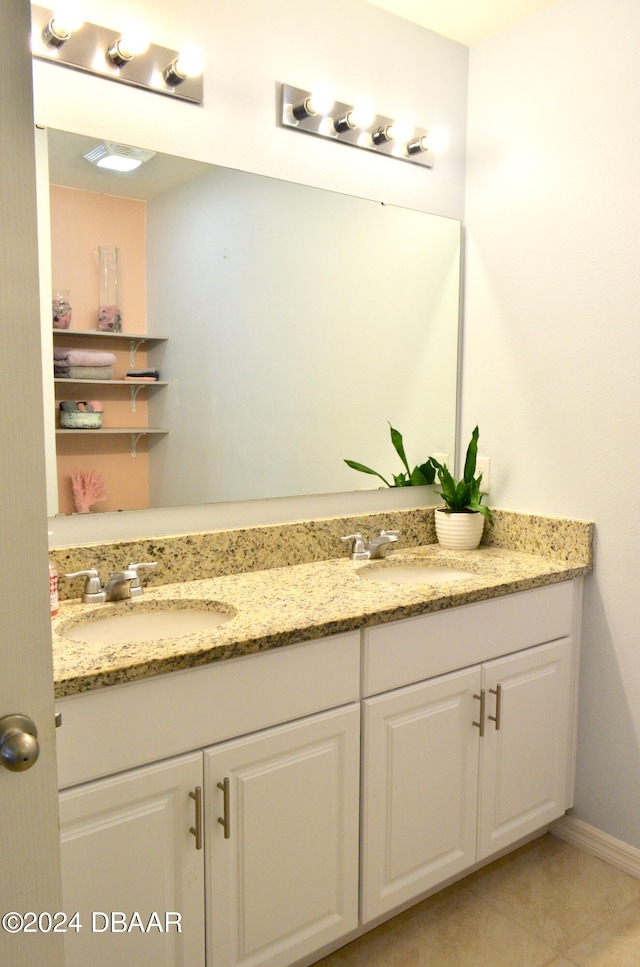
[[59, 752, 204, 967], [361, 667, 480, 923], [204, 704, 360, 967], [477, 637, 572, 859]]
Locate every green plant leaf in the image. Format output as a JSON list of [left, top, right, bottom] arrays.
[[343, 459, 392, 488], [463, 425, 479, 484], [411, 460, 436, 486], [389, 424, 412, 478]]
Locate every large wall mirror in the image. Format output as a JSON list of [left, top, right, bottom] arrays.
[[43, 127, 461, 517]]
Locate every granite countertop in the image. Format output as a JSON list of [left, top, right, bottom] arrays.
[[52, 543, 590, 698]]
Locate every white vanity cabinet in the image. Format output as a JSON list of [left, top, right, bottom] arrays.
[[54, 579, 582, 967], [55, 632, 361, 967], [58, 751, 204, 967], [360, 582, 577, 923], [203, 704, 360, 967]]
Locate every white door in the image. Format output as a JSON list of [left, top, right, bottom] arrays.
[[0, 2, 65, 966], [204, 704, 360, 967], [477, 638, 572, 859], [360, 666, 480, 922], [59, 752, 205, 967]]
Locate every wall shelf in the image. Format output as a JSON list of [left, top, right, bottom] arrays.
[[55, 427, 168, 457], [53, 328, 168, 366]]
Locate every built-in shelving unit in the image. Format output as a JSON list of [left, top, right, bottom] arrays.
[[53, 329, 168, 440]]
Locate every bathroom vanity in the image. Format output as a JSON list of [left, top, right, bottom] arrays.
[[51, 511, 591, 967]]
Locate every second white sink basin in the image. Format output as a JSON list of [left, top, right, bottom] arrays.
[[358, 565, 474, 585], [60, 607, 235, 644]]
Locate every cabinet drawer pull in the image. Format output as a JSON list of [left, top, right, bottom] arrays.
[[189, 786, 203, 850], [488, 684, 502, 731], [473, 689, 486, 737], [217, 778, 231, 839]]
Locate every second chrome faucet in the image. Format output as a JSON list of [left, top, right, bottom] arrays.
[[341, 530, 399, 561]]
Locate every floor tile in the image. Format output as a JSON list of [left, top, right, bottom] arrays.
[[339, 887, 557, 967], [564, 897, 640, 966], [312, 952, 352, 967], [463, 834, 640, 951]]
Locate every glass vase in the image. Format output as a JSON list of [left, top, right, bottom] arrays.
[[52, 289, 72, 329], [98, 246, 122, 331]]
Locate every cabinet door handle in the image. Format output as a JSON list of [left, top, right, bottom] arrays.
[[488, 684, 502, 731], [217, 778, 231, 839], [473, 689, 486, 738], [189, 786, 203, 850]]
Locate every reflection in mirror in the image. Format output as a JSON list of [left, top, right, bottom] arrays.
[[44, 128, 461, 515]]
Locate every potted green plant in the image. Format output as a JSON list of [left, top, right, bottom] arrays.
[[344, 424, 437, 488], [431, 425, 493, 549]]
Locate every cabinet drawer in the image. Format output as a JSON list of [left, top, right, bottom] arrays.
[[362, 582, 575, 696], [56, 631, 360, 789]]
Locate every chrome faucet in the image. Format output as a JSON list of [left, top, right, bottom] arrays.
[[367, 530, 400, 559], [341, 530, 400, 561], [65, 567, 138, 604]]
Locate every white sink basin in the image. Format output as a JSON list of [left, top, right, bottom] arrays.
[[358, 565, 474, 585], [60, 607, 234, 644]]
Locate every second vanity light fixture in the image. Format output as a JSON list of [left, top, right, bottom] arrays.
[[280, 84, 448, 168], [31, 5, 204, 104]]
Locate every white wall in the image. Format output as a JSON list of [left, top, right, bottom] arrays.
[[464, 0, 640, 849], [36, 0, 468, 543]]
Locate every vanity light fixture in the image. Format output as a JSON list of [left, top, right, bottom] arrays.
[[31, 5, 204, 104], [84, 142, 156, 173], [280, 84, 446, 169]]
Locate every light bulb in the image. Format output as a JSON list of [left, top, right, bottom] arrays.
[[163, 45, 205, 85], [348, 102, 375, 129], [424, 128, 448, 153], [44, 2, 84, 46], [117, 23, 150, 58], [174, 45, 205, 78], [407, 128, 449, 156], [386, 118, 414, 143], [306, 88, 334, 116], [51, 2, 84, 34], [106, 22, 150, 66]]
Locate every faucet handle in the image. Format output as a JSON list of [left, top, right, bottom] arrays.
[[64, 568, 105, 603], [127, 562, 158, 596], [341, 534, 369, 561]]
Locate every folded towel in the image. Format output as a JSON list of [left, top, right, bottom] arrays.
[[124, 375, 159, 382], [54, 349, 117, 367], [55, 365, 114, 380], [126, 368, 160, 379]]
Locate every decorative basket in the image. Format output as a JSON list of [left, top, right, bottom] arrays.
[[60, 411, 103, 429]]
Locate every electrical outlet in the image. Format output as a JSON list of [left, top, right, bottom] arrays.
[[476, 456, 491, 492]]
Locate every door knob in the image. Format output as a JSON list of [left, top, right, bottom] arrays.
[[0, 714, 40, 772]]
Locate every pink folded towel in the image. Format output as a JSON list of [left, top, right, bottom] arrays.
[[53, 349, 117, 367]]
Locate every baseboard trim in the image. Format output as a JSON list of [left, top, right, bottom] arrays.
[[551, 815, 640, 879]]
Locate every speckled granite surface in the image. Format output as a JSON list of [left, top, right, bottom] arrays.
[[52, 508, 593, 697], [52, 507, 592, 601]]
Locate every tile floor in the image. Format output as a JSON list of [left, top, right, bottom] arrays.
[[314, 833, 640, 967]]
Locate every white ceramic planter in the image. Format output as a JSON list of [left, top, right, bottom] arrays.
[[434, 508, 485, 550]]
